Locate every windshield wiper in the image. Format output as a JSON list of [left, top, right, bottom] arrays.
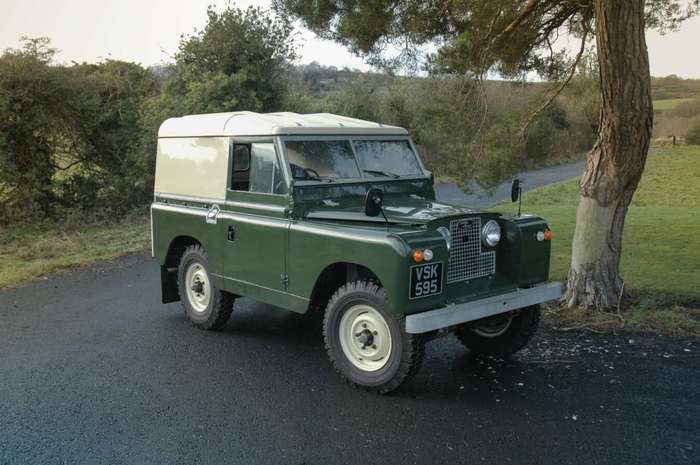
[[294, 174, 334, 183], [363, 169, 400, 178]]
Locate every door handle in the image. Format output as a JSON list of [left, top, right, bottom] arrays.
[[227, 225, 235, 242]]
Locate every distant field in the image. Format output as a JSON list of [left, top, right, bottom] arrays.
[[653, 98, 694, 111]]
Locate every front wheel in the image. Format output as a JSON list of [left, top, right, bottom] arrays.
[[323, 281, 425, 394], [454, 305, 541, 357]]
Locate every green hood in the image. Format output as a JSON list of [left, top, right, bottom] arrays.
[[304, 196, 477, 226]]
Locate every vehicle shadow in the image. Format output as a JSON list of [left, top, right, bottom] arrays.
[[163, 298, 557, 404]]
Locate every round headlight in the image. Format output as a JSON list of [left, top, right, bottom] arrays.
[[437, 226, 451, 250], [481, 220, 501, 247]]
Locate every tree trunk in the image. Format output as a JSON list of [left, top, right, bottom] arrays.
[[563, 0, 653, 310]]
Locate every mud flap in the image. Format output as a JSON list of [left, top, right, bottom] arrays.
[[161, 265, 180, 304]]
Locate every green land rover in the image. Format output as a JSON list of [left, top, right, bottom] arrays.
[[151, 111, 561, 393]]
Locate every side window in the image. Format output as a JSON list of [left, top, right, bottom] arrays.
[[229, 142, 285, 194], [231, 145, 251, 191]]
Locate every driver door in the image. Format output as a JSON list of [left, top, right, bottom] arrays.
[[220, 139, 290, 300]]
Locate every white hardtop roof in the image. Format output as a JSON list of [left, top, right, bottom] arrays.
[[158, 111, 408, 138]]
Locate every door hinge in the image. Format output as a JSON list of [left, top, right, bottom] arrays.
[[280, 273, 289, 290]]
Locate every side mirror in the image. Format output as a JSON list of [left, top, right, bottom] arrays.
[[511, 178, 521, 202], [364, 188, 384, 217]]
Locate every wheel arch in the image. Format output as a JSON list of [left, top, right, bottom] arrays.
[[308, 262, 383, 315], [160, 235, 203, 304]]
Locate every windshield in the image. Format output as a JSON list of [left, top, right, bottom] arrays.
[[284, 139, 423, 181], [353, 140, 423, 178], [286, 140, 361, 180]]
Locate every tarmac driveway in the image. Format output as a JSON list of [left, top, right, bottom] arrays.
[[1, 252, 698, 465]]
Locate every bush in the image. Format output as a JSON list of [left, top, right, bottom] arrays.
[[0, 6, 297, 226], [671, 98, 700, 118], [686, 118, 700, 145]]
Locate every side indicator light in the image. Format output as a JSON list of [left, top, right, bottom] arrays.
[[412, 249, 424, 263], [543, 228, 552, 241]]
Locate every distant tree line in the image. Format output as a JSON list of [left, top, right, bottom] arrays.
[[0, 5, 600, 226]]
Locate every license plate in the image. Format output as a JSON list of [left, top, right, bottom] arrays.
[[409, 262, 443, 300]]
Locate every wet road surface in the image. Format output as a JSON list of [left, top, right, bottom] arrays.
[[1, 252, 698, 465]]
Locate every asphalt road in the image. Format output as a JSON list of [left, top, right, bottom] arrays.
[[1, 252, 698, 465], [434, 159, 587, 208]]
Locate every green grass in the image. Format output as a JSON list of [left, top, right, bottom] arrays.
[[497, 146, 700, 335], [498, 146, 700, 300], [653, 98, 694, 111], [0, 221, 150, 289]]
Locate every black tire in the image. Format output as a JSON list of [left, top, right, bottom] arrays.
[[455, 305, 540, 357], [323, 280, 425, 394], [177, 244, 234, 330]]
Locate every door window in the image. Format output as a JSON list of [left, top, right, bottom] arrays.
[[230, 142, 285, 194]]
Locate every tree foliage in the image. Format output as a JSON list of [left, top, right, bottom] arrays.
[[0, 41, 159, 219], [0, 5, 297, 224], [177, 5, 296, 109], [275, 0, 697, 79]]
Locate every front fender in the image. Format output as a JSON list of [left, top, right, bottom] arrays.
[[288, 221, 412, 314]]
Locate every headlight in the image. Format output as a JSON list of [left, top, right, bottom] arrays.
[[437, 226, 451, 250], [481, 220, 501, 247]]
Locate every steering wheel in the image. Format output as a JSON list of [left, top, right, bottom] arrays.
[[304, 168, 321, 179]]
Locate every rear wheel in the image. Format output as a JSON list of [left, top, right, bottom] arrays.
[[177, 244, 234, 330], [455, 305, 540, 357], [323, 281, 425, 394]]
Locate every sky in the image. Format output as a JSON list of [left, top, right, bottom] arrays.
[[1, 0, 699, 78]]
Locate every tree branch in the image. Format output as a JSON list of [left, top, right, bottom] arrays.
[[519, 24, 589, 139], [504, 0, 540, 35]]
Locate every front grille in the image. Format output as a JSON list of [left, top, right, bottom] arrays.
[[446, 217, 496, 283]]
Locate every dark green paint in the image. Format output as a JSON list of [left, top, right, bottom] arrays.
[[151, 137, 554, 318]]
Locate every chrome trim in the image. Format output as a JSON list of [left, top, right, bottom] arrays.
[[154, 192, 288, 214], [155, 192, 223, 204], [404, 282, 562, 334], [151, 202, 207, 216]]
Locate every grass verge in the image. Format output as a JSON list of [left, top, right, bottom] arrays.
[[0, 220, 150, 289], [496, 145, 700, 336]]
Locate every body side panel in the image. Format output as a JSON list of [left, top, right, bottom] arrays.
[[151, 201, 226, 281], [154, 137, 228, 200]]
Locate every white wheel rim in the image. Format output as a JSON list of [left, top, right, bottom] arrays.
[[339, 304, 392, 372], [473, 315, 512, 337], [185, 262, 211, 314]]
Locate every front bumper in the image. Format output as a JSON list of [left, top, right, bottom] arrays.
[[404, 282, 562, 334]]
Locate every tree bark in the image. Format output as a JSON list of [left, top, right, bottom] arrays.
[[563, 0, 653, 310]]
